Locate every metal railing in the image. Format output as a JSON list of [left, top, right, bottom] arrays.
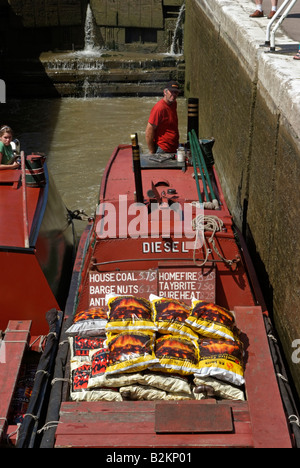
[[265, 0, 298, 51]]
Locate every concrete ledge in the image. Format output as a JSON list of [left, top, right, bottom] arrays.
[[199, 0, 300, 143]]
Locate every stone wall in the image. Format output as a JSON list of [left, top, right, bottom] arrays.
[[0, 0, 85, 53], [6, 0, 183, 28], [91, 0, 164, 28], [91, 0, 184, 52], [2, 0, 184, 52], [185, 0, 300, 396], [8, 0, 83, 27], [0, 0, 185, 97]]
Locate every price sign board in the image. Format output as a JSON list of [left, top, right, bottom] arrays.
[[89, 270, 158, 307], [89, 268, 215, 307], [158, 268, 216, 305]]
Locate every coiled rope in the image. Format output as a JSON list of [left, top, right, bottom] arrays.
[[192, 214, 240, 269]]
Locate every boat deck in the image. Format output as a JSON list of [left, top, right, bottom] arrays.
[[55, 307, 292, 448], [100, 145, 228, 210], [82, 145, 256, 311], [0, 321, 44, 446]]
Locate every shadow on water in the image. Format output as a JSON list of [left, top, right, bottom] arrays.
[[0, 1, 186, 235], [0, 0, 64, 156], [0, 96, 188, 236], [0, 1, 65, 97], [0, 99, 61, 155]]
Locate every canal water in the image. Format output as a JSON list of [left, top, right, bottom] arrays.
[[1, 97, 187, 233]]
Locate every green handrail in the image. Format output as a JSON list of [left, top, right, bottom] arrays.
[[191, 129, 217, 202], [189, 131, 203, 204], [189, 131, 209, 202]]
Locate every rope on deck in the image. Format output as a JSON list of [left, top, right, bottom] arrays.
[[192, 214, 240, 269]]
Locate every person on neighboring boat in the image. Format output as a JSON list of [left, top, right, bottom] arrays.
[[0, 125, 19, 170], [145, 81, 180, 154], [250, 0, 278, 18]]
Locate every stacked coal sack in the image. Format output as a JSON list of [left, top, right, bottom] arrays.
[[66, 307, 122, 401], [66, 295, 245, 402], [151, 296, 245, 401], [187, 299, 245, 400]]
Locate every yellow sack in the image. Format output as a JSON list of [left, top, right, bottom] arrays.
[[106, 295, 156, 333], [151, 296, 197, 340], [105, 330, 158, 375], [152, 334, 200, 376], [196, 337, 245, 387], [187, 300, 237, 341]]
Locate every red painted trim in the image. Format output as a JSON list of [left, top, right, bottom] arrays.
[[0, 321, 31, 442], [235, 306, 292, 448]]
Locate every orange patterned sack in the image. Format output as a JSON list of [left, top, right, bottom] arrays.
[[151, 296, 197, 340], [195, 337, 245, 386], [187, 300, 237, 341], [70, 361, 122, 402], [151, 334, 200, 376], [66, 307, 108, 337], [69, 335, 107, 362], [106, 296, 156, 333], [105, 331, 158, 375]]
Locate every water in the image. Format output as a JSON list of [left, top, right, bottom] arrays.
[[2, 5, 187, 231], [1, 97, 187, 233], [39, 4, 106, 73], [170, 3, 185, 55], [1, 3, 186, 232], [84, 4, 100, 55]]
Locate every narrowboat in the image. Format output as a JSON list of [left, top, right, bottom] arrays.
[[0, 152, 76, 446], [26, 103, 300, 449]]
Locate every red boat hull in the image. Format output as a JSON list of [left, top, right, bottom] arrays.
[[0, 159, 75, 335], [42, 143, 294, 448]]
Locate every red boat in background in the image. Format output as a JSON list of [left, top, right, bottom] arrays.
[[0, 153, 75, 335], [0, 153, 76, 446], [38, 101, 300, 450]]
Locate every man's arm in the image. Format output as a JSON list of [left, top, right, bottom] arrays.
[[145, 122, 157, 154]]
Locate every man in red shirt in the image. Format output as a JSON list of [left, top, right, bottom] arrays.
[[145, 81, 180, 154]]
